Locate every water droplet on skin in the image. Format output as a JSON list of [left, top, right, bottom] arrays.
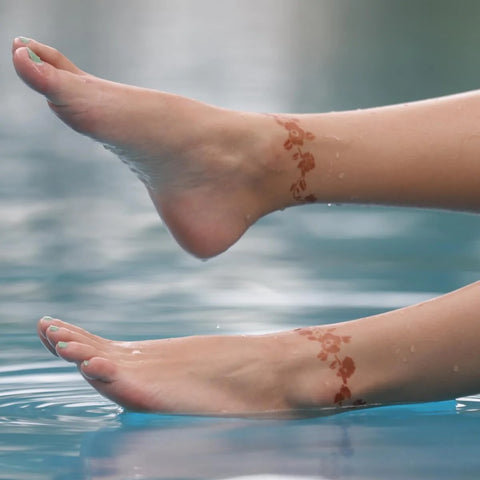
[[335, 152, 340, 159], [402, 357, 408, 363], [410, 345, 415, 353], [338, 172, 345, 180], [453, 365, 460, 373]]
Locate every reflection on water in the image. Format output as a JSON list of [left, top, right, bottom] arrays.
[[1, 0, 480, 479]]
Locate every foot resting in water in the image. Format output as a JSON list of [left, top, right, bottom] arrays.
[[37, 282, 480, 417], [37, 315, 353, 417]]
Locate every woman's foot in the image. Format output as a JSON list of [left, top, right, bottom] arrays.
[[37, 316, 371, 417], [12, 37, 287, 258]]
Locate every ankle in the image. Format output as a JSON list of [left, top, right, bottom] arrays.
[[231, 112, 308, 214], [258, 331, 334, 412], [274, 325, 378, 413], [201, 109, 294, 217]]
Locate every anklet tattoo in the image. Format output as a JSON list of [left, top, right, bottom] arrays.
[[296, 327, 366, 407], [272, 115, 317, 203]]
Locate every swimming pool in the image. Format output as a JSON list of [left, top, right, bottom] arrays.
[[1, 1, 480, 479]]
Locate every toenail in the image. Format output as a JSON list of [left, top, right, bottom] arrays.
[[19, 36, 30, 44], [27, 47, 42, 64], [48, 325, 59, 332], [57, 341, 68, 349], [83, 361, 89, 367], [41, 316, 54, 323]]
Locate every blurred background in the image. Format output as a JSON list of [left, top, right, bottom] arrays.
[[0, 0, 479, 360], [1, 2, 480, 479]]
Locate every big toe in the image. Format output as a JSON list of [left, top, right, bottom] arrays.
[[12, 38, 83, 73], [81, 356, 117, 383], [12, 45, 90, 107]]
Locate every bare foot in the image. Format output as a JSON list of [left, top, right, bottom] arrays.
[[12, 37, 284, 258], [36, 316, 371, 417]]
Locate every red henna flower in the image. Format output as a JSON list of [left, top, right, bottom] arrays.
[[320, 332, 342, 354], [290, 181, 306, 200], [298, 152, 315, 174], [283, 122, 305, 149], [303, 194, 317, 203], [317, 351, 328, 361], [337, 356, 355, 383], [334, 392, 344, 404], [334, 385, 352, 405]]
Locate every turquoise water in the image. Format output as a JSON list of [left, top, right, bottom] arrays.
[[1, 1, 480, 478]]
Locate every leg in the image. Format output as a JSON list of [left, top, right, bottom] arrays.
[[12, 39, 480, 260], [38, 282, 480, 416]]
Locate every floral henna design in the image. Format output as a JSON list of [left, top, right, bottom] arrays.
[[272, 115, 317, 203], [296, 327, 367, 407]]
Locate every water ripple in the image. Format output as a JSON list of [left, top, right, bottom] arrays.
[[0, 362, 121, 430], [456, 395, 480, 414]]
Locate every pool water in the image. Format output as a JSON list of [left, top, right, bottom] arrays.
[[1, 1, 480, 479]]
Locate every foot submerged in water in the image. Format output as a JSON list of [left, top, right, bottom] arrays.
[[37, 316, 370, 417], [12, 37, 289, 258]]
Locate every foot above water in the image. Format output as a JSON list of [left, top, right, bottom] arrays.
[[12, 37, 282, 258]]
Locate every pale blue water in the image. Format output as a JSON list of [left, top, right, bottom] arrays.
[[1, 1, 480, 479]]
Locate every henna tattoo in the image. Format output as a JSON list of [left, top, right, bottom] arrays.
[[272, 115, 317, 203], [296, 327, 366, 407]]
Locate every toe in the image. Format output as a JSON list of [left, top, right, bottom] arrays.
[[45, 325, 102, 351], [81, 356, 117, 383], [40, 317, 110, 348], [13, 46, 58, 98], [55, 341, 98, 364], [12, 37, 83, 74], [37, 316, 58, 356], [37, 316, 55, 339], [13, 46, 90, 107], [40, 317, 95, 339]]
